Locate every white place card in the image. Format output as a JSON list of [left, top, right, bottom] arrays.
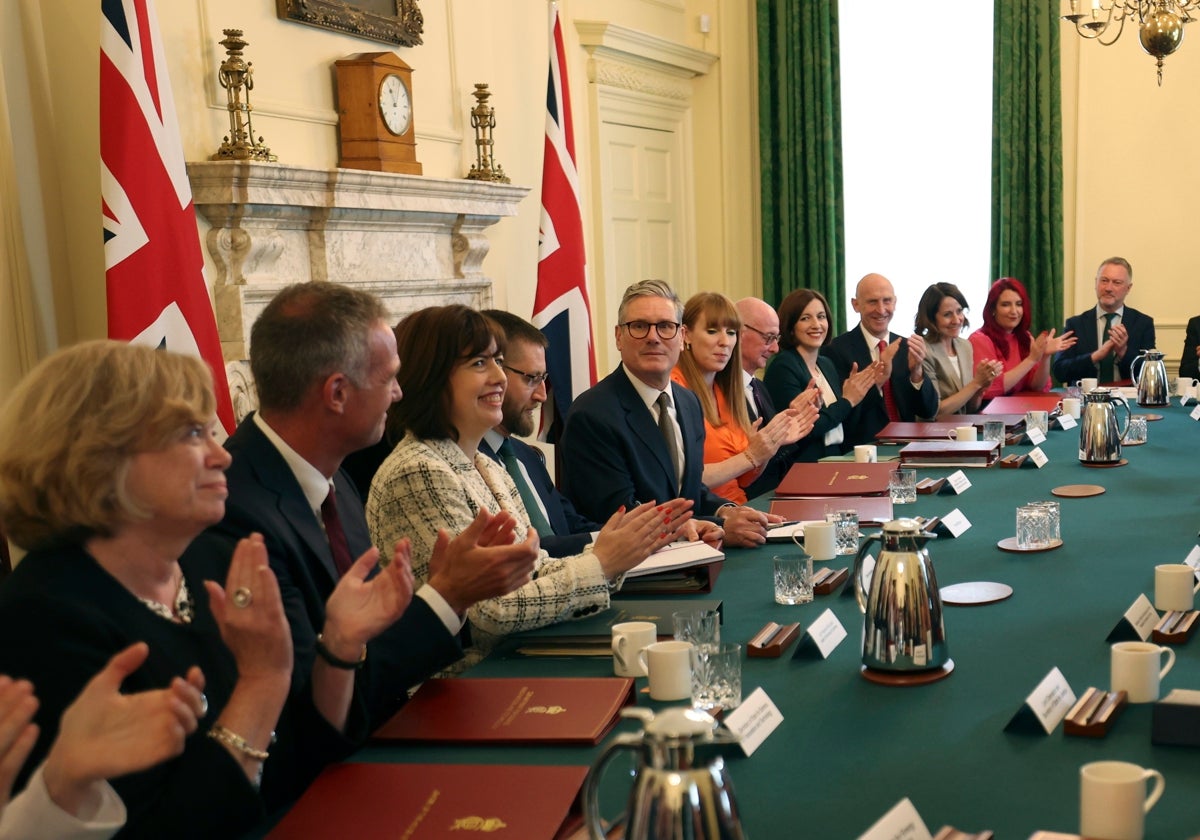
[[843, 554, 876, 599], [1184, 545, 1200, 572], [1005, 666, 1076, 735], [938, 508, 971, 538], [792, 608, 847, 660], [856, 797, 931, 840], [1191, 404, 1200, 421], [946, 469, 971, 494], [723, 687, 782, 757], [1028, 446, 1049, 468], [1106, 593, 1158, 642], [1057, 414, 1077, 430], [1026, 427, 1047, 445]]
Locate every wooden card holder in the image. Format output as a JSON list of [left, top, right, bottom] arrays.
[[916, 477, 947, 494], [1152, 609, 1199, 644], [998, 453, 1028, 469], [812, 566, 848, 595], [1063, 686, 1127, 737], [933, 828, 993, 840], [747, 621, 801, 658]]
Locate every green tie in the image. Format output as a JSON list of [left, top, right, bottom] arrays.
[[1099, 312, 1117, 383], [497, 439, 554, 538]]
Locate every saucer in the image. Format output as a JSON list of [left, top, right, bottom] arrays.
[[1051, 484, 1105, 498], [941, 581, 1013, 606], [861, 658, 954, 686], [997, 537, 1063, 553]]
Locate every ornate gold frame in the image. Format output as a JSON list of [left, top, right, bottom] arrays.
[[275, 0, 423, 47]]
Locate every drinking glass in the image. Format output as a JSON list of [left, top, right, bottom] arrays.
[[1126, 416, 1148, 444], [673, 609, 721, 653], [828, 509, 860, 555], [772, 553, 813, 605], [982, 420, 1006, 445], [1016, 504, 1051, 549], [691, 643, 742, 711], [888, 468, 917, 504], [1025, 410, 1049, 437], [1028, 500, 1060, 542]]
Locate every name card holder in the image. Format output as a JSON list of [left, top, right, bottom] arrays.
[[1106, 593, 1159, 642], [841, 554, 875, 599], [944, 470, 971, 494], [1057, 414, 1078, 430], [1027, 446, 1049, 468], [791, 608, 847, 660], [1025, 427, 1047, 445], [812, 566, 848, 595], [931, 509, 971, 538], [723, 687, 782, 757], [858, 797, 932, 840], [1004, 666, 1075, 735], [998, 453, 1028, 468], [1183, 545, 1200, 570], [915, 476, 946, 495], [1190, 404, 1200, 421], [1062, 686, 1127, 738], [1151, 609, 1199, 644], [746, 621, 800, 658]]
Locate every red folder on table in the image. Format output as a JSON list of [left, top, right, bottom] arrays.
[[268, 762, 589, 839], [373, 677, 636, 746], [875, 421, 961, 442], [775, 462, 895, 497], [768, 495, 894, 527], [980, 393, 1062, 414]]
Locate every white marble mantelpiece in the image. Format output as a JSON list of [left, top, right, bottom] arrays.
[[186, 161, 529, 419]]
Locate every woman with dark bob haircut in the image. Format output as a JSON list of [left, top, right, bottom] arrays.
[[0, 341, 414, 837], [914, 282, 1003, 417], [367, 305, 694, 670], [764, 288, 882, 461], [968, 278, 1075, 399]]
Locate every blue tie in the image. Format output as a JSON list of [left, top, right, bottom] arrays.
[[497, 439, 554, 538]]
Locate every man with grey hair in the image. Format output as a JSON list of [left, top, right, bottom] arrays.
[[1052, 256, 1156, 384], [206, 282, 538, 730], [562, 280, 780, 548]]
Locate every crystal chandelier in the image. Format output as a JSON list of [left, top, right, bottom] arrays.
[[1061, 0, 1199, 84]]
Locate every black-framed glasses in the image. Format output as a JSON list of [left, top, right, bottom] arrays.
[[742, 324, 782, 345], [619, 320, 681, 340], [503, 364, 550, 387]]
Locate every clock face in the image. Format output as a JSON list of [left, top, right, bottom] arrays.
[[378, 73, 412, 136]]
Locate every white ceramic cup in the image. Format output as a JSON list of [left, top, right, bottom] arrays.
[[611, 621, 657, 677], [1080, 377, 1099, 394], [950, 425, 977, 441], [1111, 641, 1175, 703], [1079, 760, 1165, 840], [1154, 564, 1198, 613], [1059, 397, 1082, 418], [854, 444, 877, 463], [1175, 376, 1199, 396], [802, 521, 837, 561], [639, 640, 694, 701]]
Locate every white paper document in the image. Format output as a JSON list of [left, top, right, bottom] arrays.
[[625, 540, 724, 577]]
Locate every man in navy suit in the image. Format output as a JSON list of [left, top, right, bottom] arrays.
[[1052, 257, 1156, 385], [822, 273, 940, 446], [561, 280, 779, 548], [202, 283, 538, 729], [479, 310, 600, 558]]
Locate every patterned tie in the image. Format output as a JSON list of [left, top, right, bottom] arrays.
[[320, 487, 355, 576], [878, 339, 900, 422], [497, 439, 554, 538], [656, 391, 682, 492], [1099, 312, 1117, 383]]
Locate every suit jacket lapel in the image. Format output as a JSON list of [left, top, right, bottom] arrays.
[[614, 368, 676, 489]]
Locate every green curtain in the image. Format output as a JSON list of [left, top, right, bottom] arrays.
[[991, 0, 1064, 337], [756, 1, 845, 328]]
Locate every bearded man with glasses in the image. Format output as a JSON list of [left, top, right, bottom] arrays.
[[561, 280, 784, 548]]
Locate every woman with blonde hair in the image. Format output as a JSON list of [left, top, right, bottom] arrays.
[[671, 292, 817, 503]]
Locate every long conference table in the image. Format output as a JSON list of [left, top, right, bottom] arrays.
[[358, 399, 1200, 839]]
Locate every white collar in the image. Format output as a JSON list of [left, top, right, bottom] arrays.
[[622, 363, 672, 412], [253, 412, 334, 512]]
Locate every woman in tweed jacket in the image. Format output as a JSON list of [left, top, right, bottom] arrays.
[[366, 306, 693, 666]]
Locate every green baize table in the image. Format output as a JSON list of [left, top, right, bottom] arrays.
[[360, 403, 1200, 839]]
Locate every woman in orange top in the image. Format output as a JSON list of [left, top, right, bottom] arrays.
[[671, 292, 816, 504]]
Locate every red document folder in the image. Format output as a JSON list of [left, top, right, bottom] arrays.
[[979, 393, 1062, 414], [775, 462, 896, 497], [372, 677, 636, 746], [268, 762, 589, 840]]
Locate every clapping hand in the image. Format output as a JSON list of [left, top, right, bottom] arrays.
[[322, 540, 416, 658], [593, 499, 695, 578], [0, 676, 37, 815], [427, 509, 540, 616]]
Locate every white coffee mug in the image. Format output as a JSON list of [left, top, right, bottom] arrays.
[[639, 640, 693, 701], [803, 521, 837, 561], [854, 444, 877, 463], [1111, 641, 1175, 703], [1080, 377, 1099, 394], [1154, 563, 1198, 613], [612, 621, 657, 677], [1080, 760, 1165, 840], [950, 425, 977, 442], [1175, 376, 1199, 396], [1059, 397, 1081, 418]]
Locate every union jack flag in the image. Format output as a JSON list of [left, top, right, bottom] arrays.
[[533, 3, 596, 442], [101, 0, 235, 433]]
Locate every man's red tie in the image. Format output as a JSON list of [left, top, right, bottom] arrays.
[[878, 339, 901, 422], [321, 487, 355, 576]]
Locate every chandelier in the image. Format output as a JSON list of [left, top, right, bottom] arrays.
[[1061, 0, 1199, 85]]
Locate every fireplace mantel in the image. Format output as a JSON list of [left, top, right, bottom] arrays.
[[186, 161, 529, 420]]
